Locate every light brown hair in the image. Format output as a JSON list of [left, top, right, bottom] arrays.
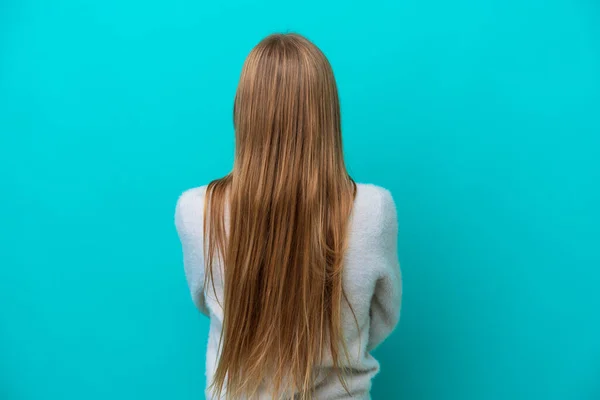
[[204, 33, 356, 399]]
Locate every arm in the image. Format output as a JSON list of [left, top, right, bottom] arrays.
[[175, 189, 210, 316], [367, 189, 402, 351]]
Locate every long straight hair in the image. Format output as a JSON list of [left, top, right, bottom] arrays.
[[204, 33, 356, 399]]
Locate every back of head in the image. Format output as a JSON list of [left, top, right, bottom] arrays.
[[204, 33, 356, 399]]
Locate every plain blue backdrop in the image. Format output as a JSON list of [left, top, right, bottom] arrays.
[[1, 0, 599, 399]]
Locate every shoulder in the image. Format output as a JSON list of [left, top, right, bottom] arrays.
[[354, 183, 397, 232], [176, 185, 208, 211], [355, 183, 395, 209], [174, 185, 208, 237]]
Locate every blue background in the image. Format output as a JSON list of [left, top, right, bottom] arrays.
[[1, 0, 599, 399]]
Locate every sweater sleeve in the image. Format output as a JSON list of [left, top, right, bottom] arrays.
[[367, 189, 402, 351], [175, 189, 210, 316]]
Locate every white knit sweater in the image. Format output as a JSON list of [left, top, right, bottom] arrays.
[[175, 183, 401, 399]]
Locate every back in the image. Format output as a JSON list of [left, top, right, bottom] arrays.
[[175, 183, 401, 399]]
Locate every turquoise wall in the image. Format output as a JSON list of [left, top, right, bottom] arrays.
[[1, 0, 599, 399]]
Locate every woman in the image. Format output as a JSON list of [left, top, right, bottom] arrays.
[[175, 33, 401, 400]]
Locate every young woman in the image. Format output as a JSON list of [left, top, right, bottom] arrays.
[[175, 33, 401, 400]]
